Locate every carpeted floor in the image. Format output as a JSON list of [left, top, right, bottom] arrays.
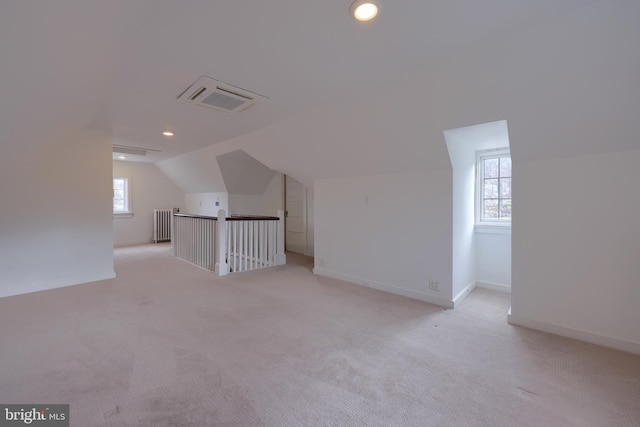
[[0, 244, 639, 426]]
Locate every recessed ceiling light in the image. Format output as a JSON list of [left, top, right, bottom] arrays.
[[350, 0, 380, 22], [162, 131, 174, 137], [117, 155, 126, 160]]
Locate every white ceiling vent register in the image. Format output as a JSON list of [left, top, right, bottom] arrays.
[[113, 144, 162, 156], [177, 76, 267, 113]]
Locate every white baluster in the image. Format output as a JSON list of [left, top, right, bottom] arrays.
[[215, 210, 228, 276]]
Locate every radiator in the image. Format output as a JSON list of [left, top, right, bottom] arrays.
[[153, 209, 173, 243]]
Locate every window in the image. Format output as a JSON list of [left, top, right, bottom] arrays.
[[477, 149, 511, 224], [113, 177, 130, 214]]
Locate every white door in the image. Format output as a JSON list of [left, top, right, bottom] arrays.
[[285, 175, 305, 254]]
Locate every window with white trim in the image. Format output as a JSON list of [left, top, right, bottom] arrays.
[[113, 177, 130, 214], [477, 149, 511, 224]]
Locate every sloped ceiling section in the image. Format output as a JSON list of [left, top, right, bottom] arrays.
[[444, 121, 510, 155], [216, 150, 276, 195], [193, 0, 640, 188], [7, 0, 638, 186], [0, 1, 132, 174], [155, 146, 278, 195], [57, 0, 590, 166], [155, 148, 227, 194]]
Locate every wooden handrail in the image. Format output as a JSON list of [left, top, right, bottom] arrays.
[[173, 213, 217, 220], [173, 213, 280, 221], [227, 215, 279, 221]]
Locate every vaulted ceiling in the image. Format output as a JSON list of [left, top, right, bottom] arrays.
[[2, 0, 599, 171]]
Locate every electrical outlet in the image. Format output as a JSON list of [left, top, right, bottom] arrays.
[[319, 258, 326, 268], [429, 278, 440, 292]]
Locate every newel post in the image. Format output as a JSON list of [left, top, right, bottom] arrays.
[[275, 209, 287, 266], [170, 207, 179, 256], [215, 209, 229, 276]]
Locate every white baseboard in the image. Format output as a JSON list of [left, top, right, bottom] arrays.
[[476, 280, 511, 293], [114, 239, 154, 248], [0, 270, 116, 299], [312, 267, 453, 308], [452, 282, 476, 307], [508, 311, 640, 355], [287, 243, 305, 255]]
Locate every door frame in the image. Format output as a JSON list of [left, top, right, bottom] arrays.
[[284, 174, 308, 255]]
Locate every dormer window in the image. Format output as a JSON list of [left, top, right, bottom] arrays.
[[476, 149, 511, 225]]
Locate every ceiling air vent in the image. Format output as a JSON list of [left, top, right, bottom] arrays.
[[113, 144, 161, 156], [177, 76, 267, 113]]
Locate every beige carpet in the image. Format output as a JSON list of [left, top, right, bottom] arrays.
[[0, 244, 639, 426]]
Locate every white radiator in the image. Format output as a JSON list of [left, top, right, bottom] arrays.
[[153, 209, 173, 243]]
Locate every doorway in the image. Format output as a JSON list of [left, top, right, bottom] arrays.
[[284, 175, 306, 254]]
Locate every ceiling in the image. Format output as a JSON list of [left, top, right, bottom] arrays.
[[216, 150, 276, 195], [1, 0, 588, 166]]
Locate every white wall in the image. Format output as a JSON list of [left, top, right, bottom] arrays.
[[0, 130, 114, 298], [511, 149, 640, 352], [227, 194, 260, 216], [263, 173, 285, 215], [314, 171, 453, 307], [182, 175, 282, 218], [445, 132, 478, 302], [184, 193, 229, 217], [476, 231, 511, 291], [156, 149, 227, 194], [228, 174, 283, 216], [112, 160, 184, 246]]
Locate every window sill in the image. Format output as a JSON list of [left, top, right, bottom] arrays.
[[113, 212, 134, 219], [475, 223, 511, 235]]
